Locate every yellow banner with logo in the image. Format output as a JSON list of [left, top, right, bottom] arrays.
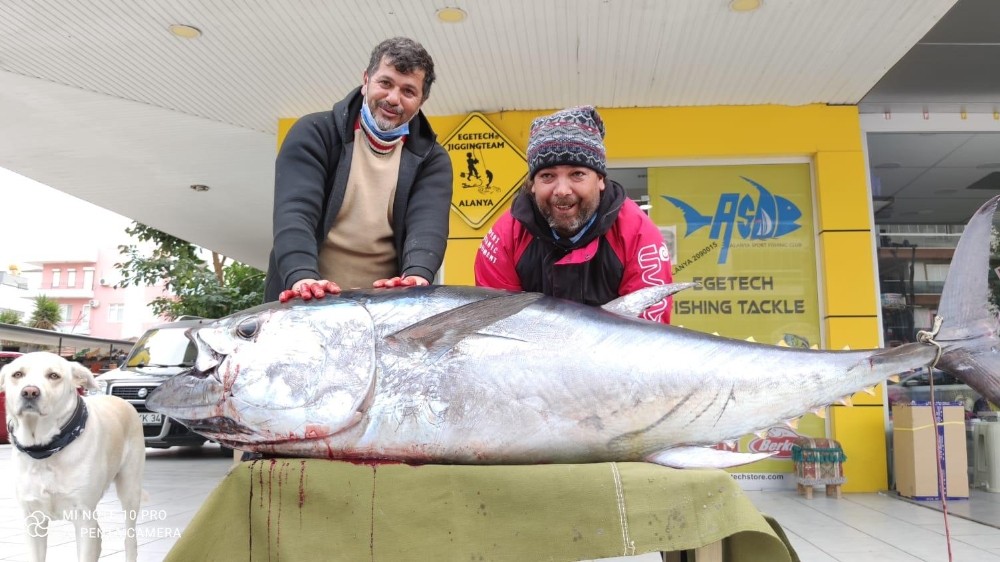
[[649, 163, 818, 344]]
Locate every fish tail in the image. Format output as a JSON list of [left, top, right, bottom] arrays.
[[933, 195, 1000, 404], [662, 196, 712, 237]]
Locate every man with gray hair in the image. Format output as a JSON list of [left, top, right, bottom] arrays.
[[265, 37, 453, 303], [475, 106, 674, 323]]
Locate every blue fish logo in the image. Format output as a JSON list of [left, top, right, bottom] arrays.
[[662, 177, 802, 264]]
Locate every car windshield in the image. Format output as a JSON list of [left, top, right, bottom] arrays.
[[125, 327, 196, 368]]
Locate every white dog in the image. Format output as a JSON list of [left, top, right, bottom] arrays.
[[2, 351, 146, 562]]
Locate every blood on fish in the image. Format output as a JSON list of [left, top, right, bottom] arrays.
[[303, 424, 327, 439], [223, 363, 238, 394]]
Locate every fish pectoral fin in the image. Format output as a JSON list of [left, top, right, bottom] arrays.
[[645, 446, 775, 469], [602, 283, 699, 318], [386, 292, 543, 353], [328, 411, 364, 435]]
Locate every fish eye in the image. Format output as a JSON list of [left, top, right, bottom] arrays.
[[235, 318, 260, 340]]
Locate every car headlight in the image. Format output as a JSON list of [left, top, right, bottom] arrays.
[[93, 378, 109, 395]]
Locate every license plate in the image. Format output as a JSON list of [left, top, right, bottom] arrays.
[[140, 413, 163, 425]]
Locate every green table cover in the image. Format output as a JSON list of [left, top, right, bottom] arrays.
[[166, 460, 797, 562]]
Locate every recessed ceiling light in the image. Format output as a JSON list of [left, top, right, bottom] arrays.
[[169, 24, 202, 39], [190, 184, 210, 192], [436, 7, 467, 23], [729, 0, 762, 12]]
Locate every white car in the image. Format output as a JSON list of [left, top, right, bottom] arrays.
[[100, 317, 228, 452]]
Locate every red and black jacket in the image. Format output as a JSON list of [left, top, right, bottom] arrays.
[[475, 180, 673, 323]]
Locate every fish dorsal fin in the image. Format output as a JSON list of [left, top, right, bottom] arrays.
[[601, 283, 699, 318], [387, 292, 543, 354]]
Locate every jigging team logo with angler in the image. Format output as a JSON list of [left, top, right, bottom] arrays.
[[443, 113, 528, 229], [663, 176, 802, 265]]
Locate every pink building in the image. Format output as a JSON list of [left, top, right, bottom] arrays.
[[31, 249, 169, 340]]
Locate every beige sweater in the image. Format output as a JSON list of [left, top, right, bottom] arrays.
[[318, 129, 402, 289]]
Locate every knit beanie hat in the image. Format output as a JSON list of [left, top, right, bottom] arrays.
[[526, 106, 607, 179]]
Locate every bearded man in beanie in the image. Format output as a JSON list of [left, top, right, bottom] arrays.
[[474, 106, 673, 323]]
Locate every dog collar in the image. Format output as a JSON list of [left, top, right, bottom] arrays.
[[8, 396, 89, 460]]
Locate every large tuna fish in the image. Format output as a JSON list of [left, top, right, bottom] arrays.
[[148, 196, 1000, 468]]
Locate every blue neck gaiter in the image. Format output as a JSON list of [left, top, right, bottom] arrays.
[[360, 98, 410, 142]]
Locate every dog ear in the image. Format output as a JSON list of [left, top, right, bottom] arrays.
[[0, 362, 8, 393], [70, 361, 99, 390]]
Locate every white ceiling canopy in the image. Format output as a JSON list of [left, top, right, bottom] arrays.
[[0, 0, 960, 269]]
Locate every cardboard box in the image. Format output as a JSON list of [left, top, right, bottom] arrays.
[[892, 402, 969, 499]]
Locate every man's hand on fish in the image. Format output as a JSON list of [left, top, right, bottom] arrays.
[[279, 279, 341, 303], [373, 275, 429, 288]]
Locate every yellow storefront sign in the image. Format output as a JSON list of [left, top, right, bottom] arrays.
[[441, 113, 527, 229], [648, 163, 819, 346]]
